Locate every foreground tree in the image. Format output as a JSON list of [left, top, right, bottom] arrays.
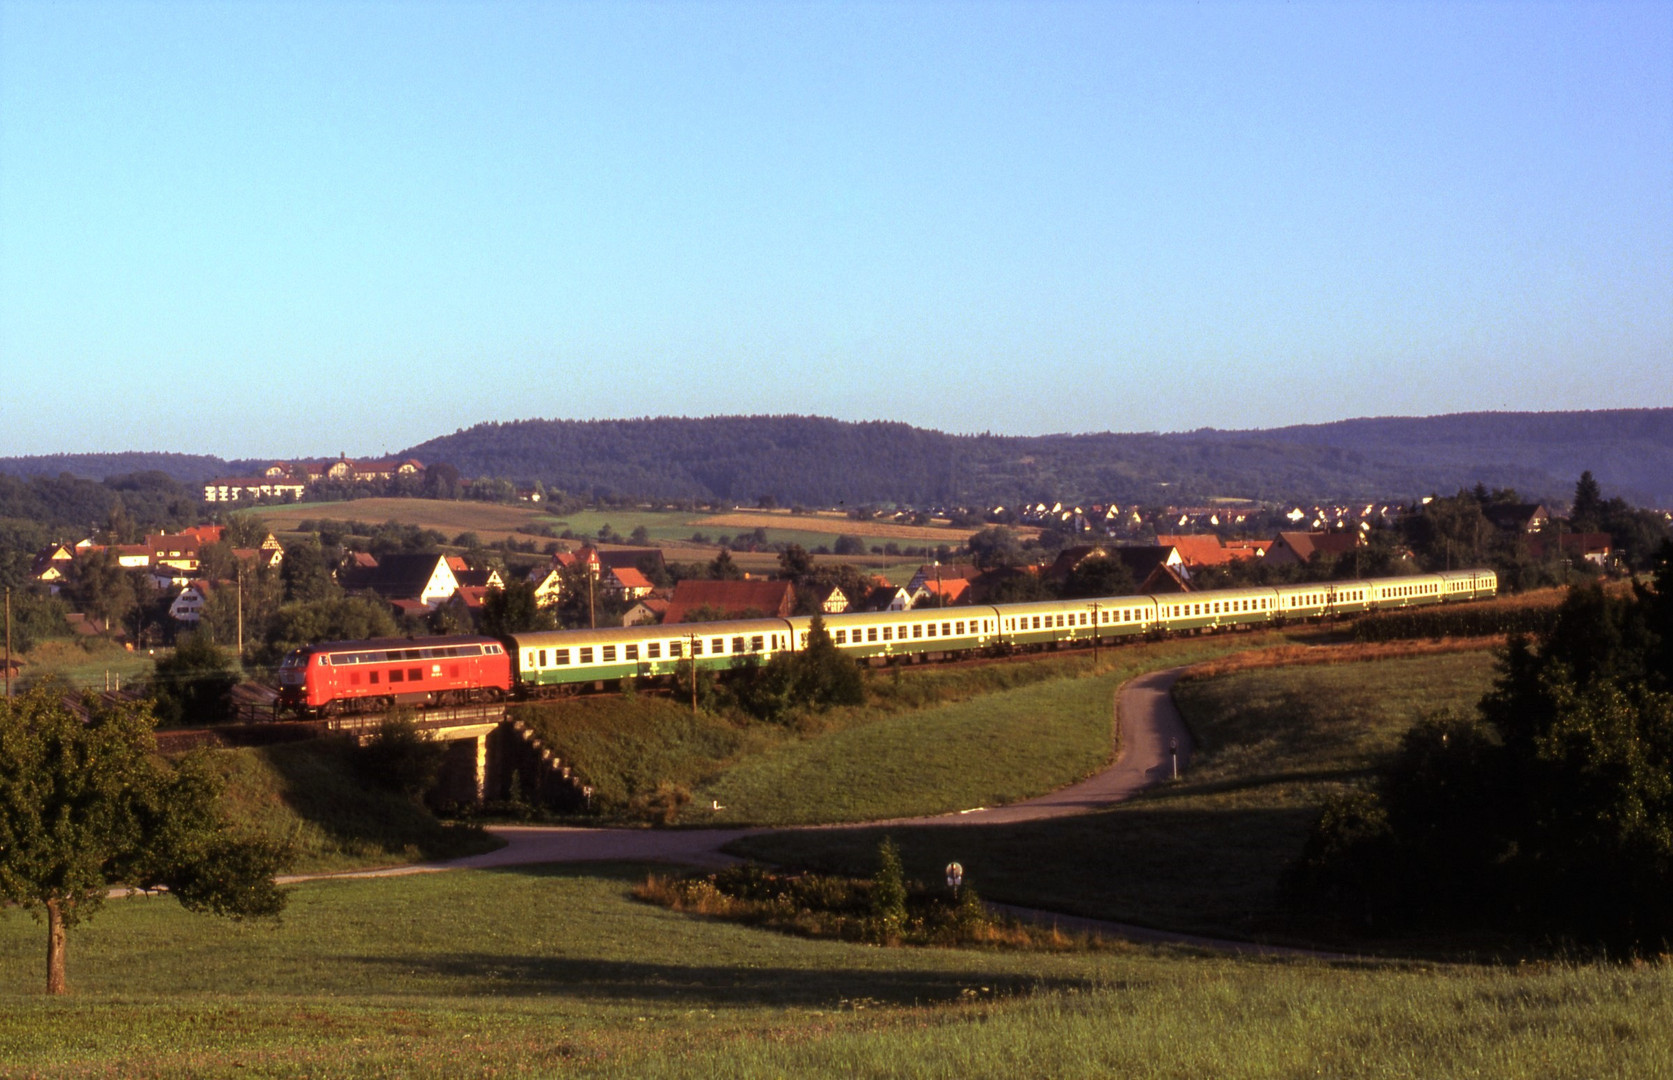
[[1289, 546, 1673, 951], [0, 686, 289, 993]]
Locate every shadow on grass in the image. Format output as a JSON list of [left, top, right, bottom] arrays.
[[727, 801, 1321, 942], [257, 738, 499, 863], [349, 950, 1102, 1006]]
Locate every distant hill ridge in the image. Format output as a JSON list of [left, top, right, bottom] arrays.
[[3, 410, 1669, 506]]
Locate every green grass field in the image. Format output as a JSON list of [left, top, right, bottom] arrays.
[[0, 863, 1665, 1077], [730, 649, 1502, 946], [518, 637, 1300, 826], [14, 638, 155, 695]]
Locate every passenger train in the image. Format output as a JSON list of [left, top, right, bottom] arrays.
[[276, 568, 1498, 717]]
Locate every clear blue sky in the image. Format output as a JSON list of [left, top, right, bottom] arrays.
[[2, 1, 1669, 459]]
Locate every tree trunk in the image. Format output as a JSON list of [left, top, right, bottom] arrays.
[[46, 899, 67, 995]]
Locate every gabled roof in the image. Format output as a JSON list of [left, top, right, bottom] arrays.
[[662, 579, 795, 623], [1482, 503, 1549, 532], [606, 566, 654, 591], [343, 552, 454, 600], [914, 578, 970, 604], [1154, 534, 1244, 567], [1270, 531, 1360, 562]]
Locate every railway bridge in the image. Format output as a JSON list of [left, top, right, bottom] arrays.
[[322, 704, 592, 809], [164, 701, 591, 810]]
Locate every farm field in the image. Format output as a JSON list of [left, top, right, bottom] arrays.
[[693, 510, 984, 544], [252, 498, 552, 544], [0, 863, 1664, 1078], [733, 647, 1503, 947], [245, 500, 961, 567]]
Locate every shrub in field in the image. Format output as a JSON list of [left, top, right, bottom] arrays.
[[870, 838, 908, 942], [634, 859, 1068, 949]]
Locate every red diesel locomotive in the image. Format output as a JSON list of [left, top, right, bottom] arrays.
[[277, 634, 512, 716]]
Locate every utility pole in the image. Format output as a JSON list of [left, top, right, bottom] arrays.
[[5, 587, 11, 699], [1091, 601, 1100, 662], [236, 564, 244, 660], [687, 632, 699, 717]]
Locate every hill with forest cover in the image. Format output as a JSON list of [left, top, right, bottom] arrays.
[[0, 452, 231, 485], [5, 409, 1670, 508], [402, 410, 1673, 507]]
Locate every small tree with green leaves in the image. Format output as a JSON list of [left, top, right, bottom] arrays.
[[0, 686, 289, 994], [870, 837, 908, 942]]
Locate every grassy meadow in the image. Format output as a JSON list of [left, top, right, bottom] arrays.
[[0, 863, 1665, 1078], [517, 635, 1298, 826], [13, 637, 155, 695], [731, 648, 1503, 946]]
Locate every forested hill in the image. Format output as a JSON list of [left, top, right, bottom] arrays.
[[402, 409, 1673, 507], [4, 410, 1669, 507], [0, 453, 230, 484]]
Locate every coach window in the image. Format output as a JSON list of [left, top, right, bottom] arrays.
[[953, 621, 963, 635], [602, 645, 617, 662], [555, 649, 570, 665], [538, 650, 547, 667], [577, 647, 592, 664], [712, 637, 725, 654], [624, 644, 639, 661], [646, 642, 659, 659], [733, 637, 746, 654], [912, 624, 922, 638], [867, 627, 878, 642], [751, 635, 764, 652], [669, 641, 683, 658], [945, 622, 954, 635], [882, 626, 893, 641], [834, 630, 845, 644], [926, 623, 937, 637]]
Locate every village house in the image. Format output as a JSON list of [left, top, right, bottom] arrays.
[[168, 581, 212, 623], [1263, 530, 1364, 567], [342, 552, 459, 609], [661, 579, 796, 624]]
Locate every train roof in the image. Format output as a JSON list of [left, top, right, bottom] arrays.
[[292, 634, 502, 655]]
